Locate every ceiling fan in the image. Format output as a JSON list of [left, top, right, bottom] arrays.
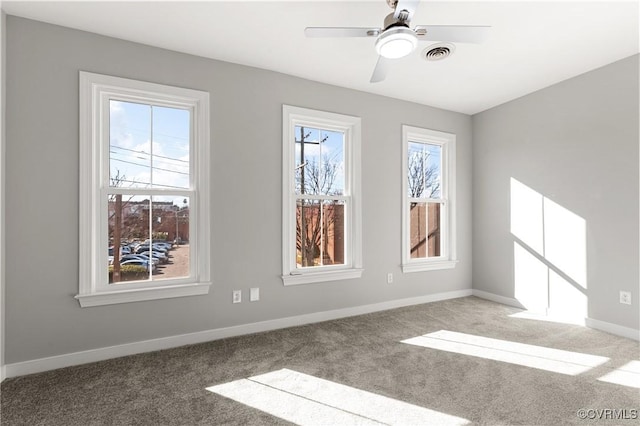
[[305, 0, 490, 83]]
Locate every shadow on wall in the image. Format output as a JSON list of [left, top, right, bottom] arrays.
[[509, 178, 587, 324]]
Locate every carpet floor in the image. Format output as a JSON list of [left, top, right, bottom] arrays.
[[1, 296, 638, 425]]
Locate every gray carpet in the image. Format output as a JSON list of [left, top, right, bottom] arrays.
[[1, 296, 638, 425]]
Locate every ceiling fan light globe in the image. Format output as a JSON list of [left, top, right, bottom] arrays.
[[375, 27, 417, 59]]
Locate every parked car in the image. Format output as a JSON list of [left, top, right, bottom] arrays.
[[108, 245, 131, 256], [139, 251, 168, 264], [135, 245, 168, 255], [120, 259, 156, 273], [120, 254, 159, 267], [153, 241, 174, 251], [143, 239, 174, 250]]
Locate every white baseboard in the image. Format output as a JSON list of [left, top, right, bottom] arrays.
[[585, 317, 639, 341], [1, 365, 6, 382], [5, 289, 473, 378], [472, 289, 525, 309], [473, 289, 639, 342]]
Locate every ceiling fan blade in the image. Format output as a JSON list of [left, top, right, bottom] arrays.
[[370, 56, 391, 83], [393, 0, 421, 22], [413, 25, 491, 44], [305, 27, 381, 38]]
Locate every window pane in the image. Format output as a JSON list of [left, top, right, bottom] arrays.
[[151, 106, 190, 189], [294, 126, 345, 196], [295, 126, 320, 195], [110, 101, 152, 188], [407, 142, 441, 198], [108, 195, 190, 284], [296, 199, 321, 267], [409, 202, 441, 259], [109, 101, 190, 190], [320, 130, 345, 196], [321, 200, 345, 265], [296, 199, 346, 267], [149, 196, 190, 281]]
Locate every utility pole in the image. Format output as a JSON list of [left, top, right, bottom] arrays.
[[174, 205, 179, 244], [295, 127, 327, 266]]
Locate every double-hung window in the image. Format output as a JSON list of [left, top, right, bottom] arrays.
[[282, 105, 362, 285], [77, 72, 211, 307], [402, 125, 457, 272]]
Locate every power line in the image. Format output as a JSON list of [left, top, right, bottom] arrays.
[[110, 145, 189, 163], [110, 178, 190, 190], [110, 157, 190, 176], [108, 153, 190, 174]]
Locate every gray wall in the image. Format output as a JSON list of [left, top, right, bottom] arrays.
[[472, 55, 639, 330], [5, 17, 472, 363], [1, 10, 6, 374]]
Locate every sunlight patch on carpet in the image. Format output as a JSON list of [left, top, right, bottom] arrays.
[[508, 310, 586, 326], [207, 368, 469, 425], [401, 330, 609, 376], [597, 360, 640, 389]]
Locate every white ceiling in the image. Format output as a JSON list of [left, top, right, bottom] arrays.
[[3, 0, 639, 114]]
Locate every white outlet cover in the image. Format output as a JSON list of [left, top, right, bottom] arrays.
[[233, 290, 242, 303], [250, 288, 260, 302], [619, 291, 631, 305]]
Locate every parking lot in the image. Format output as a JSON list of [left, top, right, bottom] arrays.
[[154, 244, 190, 279]]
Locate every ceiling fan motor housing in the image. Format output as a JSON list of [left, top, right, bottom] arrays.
[[375, 26, 418, 59]]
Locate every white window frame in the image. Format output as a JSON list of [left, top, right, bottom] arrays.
[[76, 72, 211, 307], [401, 125, 457, 273], [282, 105, 363, 285]]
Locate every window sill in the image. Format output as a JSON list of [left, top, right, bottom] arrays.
[[402, 260, 458, 273], [282, 268, 364, 286], [75, 282, 211, 307]]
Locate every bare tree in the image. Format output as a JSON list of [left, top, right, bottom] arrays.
[[295, 127, 343, 267], [407, 148, 439, 198], [108, 170, 147, 282]]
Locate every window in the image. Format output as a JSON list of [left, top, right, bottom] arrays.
[[402, 125, 457, 272], [282, 106, 362, 285], [77, 72, 211, 307]]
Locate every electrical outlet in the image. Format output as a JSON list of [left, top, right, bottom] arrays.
[[232, 290, 242, 304], [250, 287, 260, 302], [387, 273, 393, 284], [619, 291, 631, 305]]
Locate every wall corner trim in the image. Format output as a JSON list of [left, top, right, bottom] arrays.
[[5, 288, 473, 378], [471, 289, 525, 309]]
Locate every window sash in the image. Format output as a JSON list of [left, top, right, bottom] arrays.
[[101, 95, 196, 191], [295, 197, 350, 270], [291, 176, 352, 272], [406, 200, 447, 261], [99, 190, 198, 292]]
